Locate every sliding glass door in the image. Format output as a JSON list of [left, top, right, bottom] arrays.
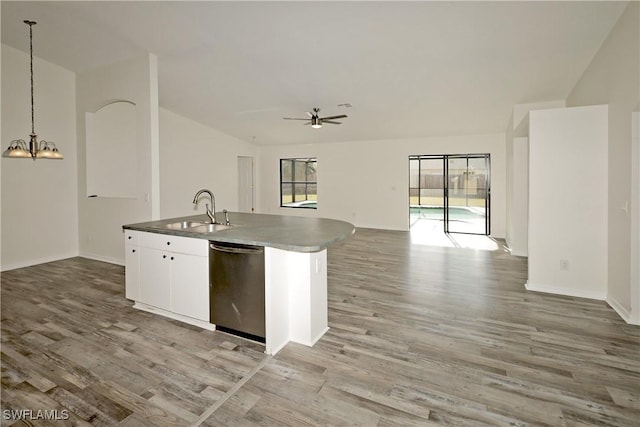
[[444, 155, 490, 234], [409, 157, 445, 226], [410, 154, 490, 235]]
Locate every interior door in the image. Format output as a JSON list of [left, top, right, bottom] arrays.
[[238, 156, 255, 213], [445, 154, 490, 235]]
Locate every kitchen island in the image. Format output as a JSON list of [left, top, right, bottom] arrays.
[[123, 212, 354, 355]]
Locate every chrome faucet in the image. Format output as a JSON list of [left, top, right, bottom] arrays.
[[192, 189, 216, 224]]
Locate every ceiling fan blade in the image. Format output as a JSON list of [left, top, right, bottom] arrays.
[[283, 117, 310, 120], [306, 111, 314, 118], [322, 120, 342, 125], [320, 114, 348, 120]]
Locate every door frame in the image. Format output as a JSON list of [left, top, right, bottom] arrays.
[[237, 156, 255, 213], [443, 154, 491, 235], [409, 153, 491, 235]]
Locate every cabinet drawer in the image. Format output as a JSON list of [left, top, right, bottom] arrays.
[[139, 232, 208, 256], [124, 230, 140, 245]]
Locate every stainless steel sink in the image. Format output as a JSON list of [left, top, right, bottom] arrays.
[[161, 221, 205, 230], [191, 223, 234, 233], [153, 221, 234, 233]]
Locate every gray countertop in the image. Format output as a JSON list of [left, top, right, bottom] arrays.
[[123, 212, 355, 252]]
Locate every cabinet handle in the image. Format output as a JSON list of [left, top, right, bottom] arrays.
[[132, 249, 136, 253], [170, 256, 174, 261], [128, 236, 132, 240], [163, 255, 167, 259], [167, 241, 171, 246]]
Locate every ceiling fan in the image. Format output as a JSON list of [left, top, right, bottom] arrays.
[[283, 108, 347, 129]]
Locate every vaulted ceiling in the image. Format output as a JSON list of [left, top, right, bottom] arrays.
[[1, 1, 627, 145]]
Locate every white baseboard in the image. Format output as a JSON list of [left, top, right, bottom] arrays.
[[79, 252, 124, 266], [504, 237, 528, 257], [133, 302, 216, 331], [291, 326, 330, 348], [524, 281, 606, 301], [1, 252, 79, 272], [310, 326, 330, 346], [606, 295, 640, 325], [525, 282, 640, 324], [266, 337, 289, 356], [509, 248, 528, 257]]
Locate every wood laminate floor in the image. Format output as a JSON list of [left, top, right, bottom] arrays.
[[2, 228, 639, 426]]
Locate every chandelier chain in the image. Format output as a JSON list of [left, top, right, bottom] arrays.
[[28, 21, 35, 135]]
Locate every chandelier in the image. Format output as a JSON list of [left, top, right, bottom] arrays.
[[3, 20, 63, 160]]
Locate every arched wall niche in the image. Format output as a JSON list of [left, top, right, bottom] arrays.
[[85, 100, 137, 198]]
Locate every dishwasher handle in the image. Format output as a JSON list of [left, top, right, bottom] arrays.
[[210, 243, 263, 255]]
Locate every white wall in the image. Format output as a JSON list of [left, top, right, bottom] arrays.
[[513, 100, 567, 134], [1, 40, 3, 270], [631, 112, 639, 324], [566, 1, 639, 322], [505, 115, 514, 249], [506, 100, 565, 256], [509, 137, 529, 257], [1, 45, 79, 271], [258, 133, 507, 236], [159, 108, 258, 218], [527, 105, 608, 299], [76, 54, 159, 265]]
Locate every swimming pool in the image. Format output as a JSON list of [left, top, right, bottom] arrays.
[[410, 206, 485, 221]]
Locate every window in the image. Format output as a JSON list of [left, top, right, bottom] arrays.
[[280, 158, 317, 209]]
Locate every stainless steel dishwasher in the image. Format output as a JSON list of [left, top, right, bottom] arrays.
[[209, 241, 265, 342]]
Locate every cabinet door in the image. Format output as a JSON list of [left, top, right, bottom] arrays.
[[139, 247, 171, 311], [124, 244, 140, 300], [170, 254, 209, 321]]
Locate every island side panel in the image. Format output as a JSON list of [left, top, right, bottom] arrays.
[[265, 247, 329, 352], [264, 247, 291, 355], [308, 250, 328, 345], [289, 250, 328, 346]]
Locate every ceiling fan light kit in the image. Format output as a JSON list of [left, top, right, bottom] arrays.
[[283, 107, 348, 129], [3, 20, 63, 160]]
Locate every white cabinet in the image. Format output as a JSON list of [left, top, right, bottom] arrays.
[[171, 254, 209, 321], [124, 230, 140, 301], [140, 247, 172, 311], [124, 230, 209, 323]]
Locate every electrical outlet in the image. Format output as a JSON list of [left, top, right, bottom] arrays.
[[560, 259, 569, 271]]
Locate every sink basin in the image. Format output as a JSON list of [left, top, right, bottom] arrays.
[[161, 221, 205, 230], [152, 220, 234, 233], [190, 223, 234, 233]]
